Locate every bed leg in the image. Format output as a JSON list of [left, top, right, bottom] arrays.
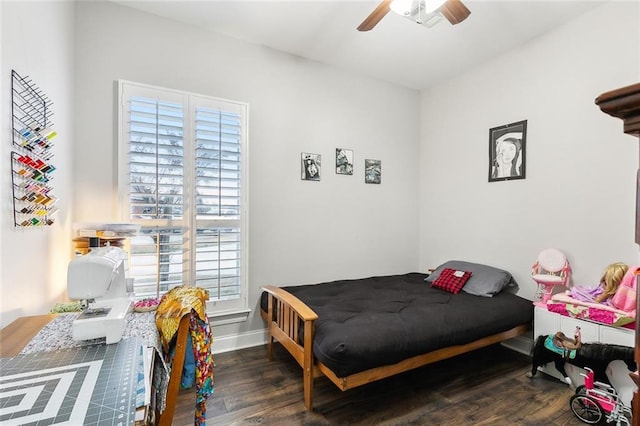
[[303, 320, 314, 411], [267, 295, 274, 361], [304, 367, 313, 411], [266, 332, 274, 361]]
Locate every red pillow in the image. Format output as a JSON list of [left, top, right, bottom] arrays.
[[431, 268, 472, 294]]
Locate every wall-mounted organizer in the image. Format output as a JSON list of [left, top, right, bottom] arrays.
[[10, 70, 58, 227]]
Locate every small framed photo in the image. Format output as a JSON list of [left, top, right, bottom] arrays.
[[488, 120, 527, 182], [365, 159, 381, 184], [336, 148, 354, 175], [301, 153, 321, 181]]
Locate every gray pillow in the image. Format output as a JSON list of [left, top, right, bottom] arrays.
[[425, 260, 517, 297]]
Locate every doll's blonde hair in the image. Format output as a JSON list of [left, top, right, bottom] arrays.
[[597, 262, 628, 302]]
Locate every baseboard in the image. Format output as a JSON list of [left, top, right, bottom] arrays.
[[212, 328, 268, 354], [500, 334, 533, 356]]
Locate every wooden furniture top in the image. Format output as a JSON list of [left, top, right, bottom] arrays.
[[0, 314, 57, 357], [595, 82, 640, 136], [262, 285, 318, 320], [595, 80, 640, 423]]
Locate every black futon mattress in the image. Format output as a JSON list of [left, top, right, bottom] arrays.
[[261, 273, 533, 377]]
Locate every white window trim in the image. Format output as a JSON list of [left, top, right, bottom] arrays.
[[117, 80, 250, 323]]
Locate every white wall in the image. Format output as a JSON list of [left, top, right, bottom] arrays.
[[419, 1, 640, 301], [73, 1, 421, 338], [0, 1, 75, 328], [2, 0, 637, 345], [0, 2, 4, 308]]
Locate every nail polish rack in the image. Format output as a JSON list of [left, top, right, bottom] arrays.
[[11, 70, 58, 227]]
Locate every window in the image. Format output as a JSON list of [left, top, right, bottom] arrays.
[[118, 81, 249, 318]]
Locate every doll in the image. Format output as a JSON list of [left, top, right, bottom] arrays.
[[568, 262, 628, 305]]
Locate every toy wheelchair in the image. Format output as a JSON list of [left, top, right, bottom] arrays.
[[569, 367, 632, 425]]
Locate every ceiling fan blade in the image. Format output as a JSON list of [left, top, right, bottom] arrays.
[[439, 0, 471, 25], [357, 0, 393, 32]]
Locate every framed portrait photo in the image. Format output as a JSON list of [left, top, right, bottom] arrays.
[[488, 119, 527, 182], [365, 159, 381, 184], [301, 153, 321, 181], [336, 148, 354, 175]]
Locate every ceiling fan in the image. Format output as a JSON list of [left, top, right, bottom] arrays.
[[357, 0, 471, 31]]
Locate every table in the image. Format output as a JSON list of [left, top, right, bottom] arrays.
[[0, 312, 190, 426], [0, 314, 58, 357], [0, 313, 156, 425]]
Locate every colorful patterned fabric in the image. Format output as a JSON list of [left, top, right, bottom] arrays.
[[156, 286, 209, 352], [548, 292, 635, 327], [610, 265, 640, 313], [190, 312, 214, 425], [155, 286, 215, 425], [430, 268, 472, 294]]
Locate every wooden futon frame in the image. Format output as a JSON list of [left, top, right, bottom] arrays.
[[261, 285, 530, 411]]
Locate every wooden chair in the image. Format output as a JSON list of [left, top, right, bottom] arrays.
[[156, 314, 191, 426]]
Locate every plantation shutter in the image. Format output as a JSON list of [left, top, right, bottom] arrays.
[[194, 103, 243, 301], [125, 94, 188, 297], [128, 96, 185, 219], [119, 82, 248, 312], [129, 226, 187, 298]]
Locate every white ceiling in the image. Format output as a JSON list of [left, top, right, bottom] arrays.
[[114, 0, 608, 90]]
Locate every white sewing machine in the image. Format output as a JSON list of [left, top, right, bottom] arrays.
[[67, 246, 134, 344]]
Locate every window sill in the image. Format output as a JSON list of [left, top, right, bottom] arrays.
[[206, 308, 251, 326]]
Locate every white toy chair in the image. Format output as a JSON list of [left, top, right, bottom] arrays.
[[532, 248, 571, 303]]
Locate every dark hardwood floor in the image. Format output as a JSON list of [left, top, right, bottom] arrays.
[[172, 343, 587, 425]]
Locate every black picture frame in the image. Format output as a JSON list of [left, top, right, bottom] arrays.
[[336, 148, 354, 175], [301, 153, 321, 181], [488, 120, 527, 182], [365, 159, 381, 184]]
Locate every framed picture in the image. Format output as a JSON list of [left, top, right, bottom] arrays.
[[336, 148, 354, 175], [365, 159, 381, 184], [488, 120, 527, 182], [301, 153, 321, 181]]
